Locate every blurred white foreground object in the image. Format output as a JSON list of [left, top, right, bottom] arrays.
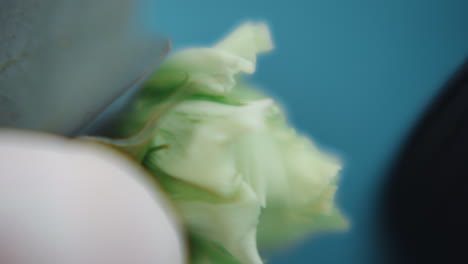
[[0, 130, 186, 264]]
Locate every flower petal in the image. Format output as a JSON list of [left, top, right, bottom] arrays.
[[150, 22, 274, 96], [259, 111, 347, 248], [177, 183, 262, 264], [190, 233, 243, 264], [215, 22, 274, 72], [151, 99, 273, 197], [143, 158, 262, 264]]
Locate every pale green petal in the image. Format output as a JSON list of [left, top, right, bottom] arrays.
[[152, 99, 273, 197], [231, 102, 347, 249], [146, 22, 274, 96], [143, 158, 261, 264], [214, 22, 274, 72], [276, 131, 341, 207], [177, 183, 262, 264], [261, 124, 347, 248], [190, 233, 243, 264], [144, 99, 272, 264], [162, 48, 254, 94], [235, 132, 289, 207]]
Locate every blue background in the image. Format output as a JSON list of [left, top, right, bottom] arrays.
[[141, 1, 468, 263]]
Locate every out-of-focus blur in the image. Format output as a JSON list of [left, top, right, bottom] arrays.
[[150, 0, 468, 263], [2, 0, 468, 263], [0, 0, 169, 136], [0, 130, 186, 264]]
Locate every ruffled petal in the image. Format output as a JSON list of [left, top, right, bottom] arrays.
[[152, 99, 273, 197], [148, 22, 274, 96], [177, 183, 262, 264], [215, 22, 274, 71]]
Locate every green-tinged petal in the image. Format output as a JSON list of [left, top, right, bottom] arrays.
[[177, 182, 262, 264], [215, 22, 274, 72], [235, 132, 289, 207], [276, 130, 342, 207], [107, 22, 274, 139], [162, 48, 253, 94], [261, 113, 347, 248], [235, 131, 348, 249], [145, 22, 273, 96], [230, 100, 347, 249], [190, 233, 243, 264], [143, 155, 225, 203], [144, 151, 262, 264], [151, 99, 273, 197]]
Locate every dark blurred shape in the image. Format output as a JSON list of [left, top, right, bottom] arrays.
[[383, 57, 468, 263], [0, 0, 169, 136]]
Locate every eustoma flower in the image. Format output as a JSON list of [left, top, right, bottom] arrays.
[[102, 22, 347, 264]]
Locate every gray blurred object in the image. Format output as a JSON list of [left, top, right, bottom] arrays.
[[0, 0, 169, 136]]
